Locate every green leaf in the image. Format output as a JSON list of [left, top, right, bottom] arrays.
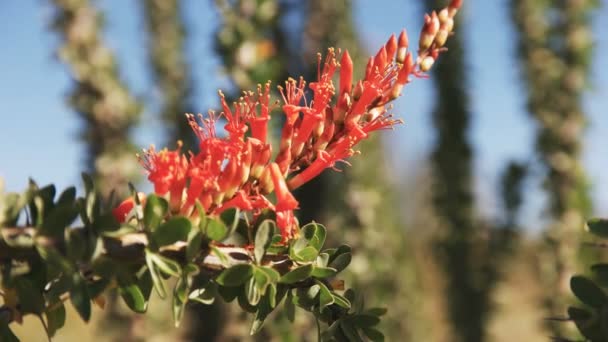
[[592, 264, 608, 287], [285, 291, 295, 322], [280, 264, 313, 284], [568, 307, 604, 341], [220, 208, 240, 234], [316, 253, 330, 268], [149, 252, 181, 277], [189, 282, 217, 305], [312, 266, 337, 279], [301, 222, 326, 251], [119, 283, 147, 313], [70, 273, 92, 322], [329, 252, 352, 273], [348, 314, 381, 327], [205, 218, 229, 241], [340, 320, 364, 342], [40, 203, 79, 237], [295, 246, 319, 263], [258, 266, 280, 283], [152, 216, 192, 247], [253, 267, 271, 293], [143, 194, 168, 232], [146, 252, 166, 298], [81, 173, 94, 195], [364, 307, 388, 316], [362, 328, 385, 342], [268, 283, 278, 308], [571, 275, 607, 309], [172, 276, 190, 327], [249, 294, 273, 335], [186, 229, 203, 262], [138, 270, 154, 303], [14, 278, 45, 314], [217, 284, 240, 302], [315, 280, 334, 310], [56, 186, 76, 207], [45, 303, 66, 338], [568, 306, 592, 320], [333, 293, 351, 309], [246, 277, 262, 305], [587, 218, 608, 238], [216, 264, 254, 287], [0, 323, 19, 342], [254, 220, 275, 263]]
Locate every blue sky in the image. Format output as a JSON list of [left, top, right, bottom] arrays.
[[0, 0, 607, 229]]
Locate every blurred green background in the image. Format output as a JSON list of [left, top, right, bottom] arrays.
[[1, 0, 608, 340]]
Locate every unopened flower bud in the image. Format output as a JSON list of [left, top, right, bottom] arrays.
[[373, 46, 388, 72], [435, 28, 449, 47], [438, 8, 450, 23], [419, 12, 440, 52], [396, 30, 409, 64], [385, 34, 398, 61], [420, 55, 435, 72], [364, 57, 374, 80]]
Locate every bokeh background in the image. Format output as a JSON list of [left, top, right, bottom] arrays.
[[1, 0, 608, 341]]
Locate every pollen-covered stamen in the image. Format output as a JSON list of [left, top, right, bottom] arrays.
[[218, 91, 248, 141], [187, 112, 218, 144], [246, 82, 272, 143], [361, 109, 403, 133]]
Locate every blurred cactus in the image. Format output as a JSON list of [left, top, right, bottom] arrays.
[[142, 0, 196, 151], [510, 0, 595, 335], [423, 1, 513, 341], [215, 0, 289, 95], [49, 0, 142, 198]]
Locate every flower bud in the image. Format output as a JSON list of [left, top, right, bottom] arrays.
[[385, 34, 398, 61], [396, 30, 409, 64], [420, 55, 435, 72]]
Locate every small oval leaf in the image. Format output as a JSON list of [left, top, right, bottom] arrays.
[[216, 264, 254, 287]]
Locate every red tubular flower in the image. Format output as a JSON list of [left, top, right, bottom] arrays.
[[139, 144, 188, 212], [112, 193, 146, 223], [268, 163, 298, 212], [246, 83, 272, 144]]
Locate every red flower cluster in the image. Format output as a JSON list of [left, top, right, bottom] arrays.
[[118, 0, 462, 242]]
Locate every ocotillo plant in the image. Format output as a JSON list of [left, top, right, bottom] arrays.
[[422, 1, 479, 340], [142, 0, 197, 152], [49, 0, 142, 198], [423, 1, 516, 340], [0, 1, 463, 340], [215, 0, 290, 95], [510, 0, 595, 335]]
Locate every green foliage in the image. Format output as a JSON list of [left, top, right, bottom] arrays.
[[557, 217, 608, 341], [0, 178, 385, 340]]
